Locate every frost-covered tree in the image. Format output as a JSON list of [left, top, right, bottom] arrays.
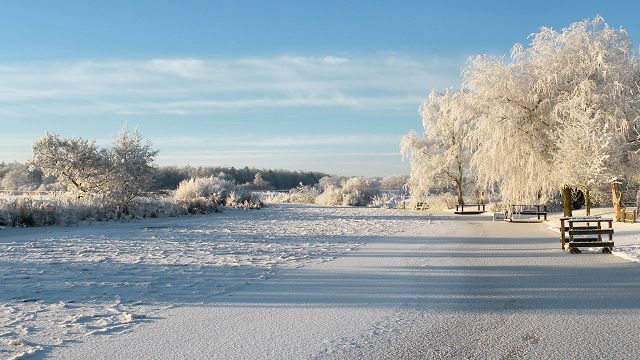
[[109, 127, 159, 214], [31, 127, 158, 215], [551, 117, 617, 215], [464, 17, 640, 215], [401, 89, 475, 206], [380, 175, 409, 192], [0, 163, 44, 190], [251, 172, 273, 190], [31, 134, 110, 194]]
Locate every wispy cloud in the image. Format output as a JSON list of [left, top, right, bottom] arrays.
[[152, 134, 403, 147], [0, 54, 463, 117]]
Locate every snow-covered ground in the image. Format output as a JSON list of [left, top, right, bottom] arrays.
[[0, 204, 430, 359], [3, 204, 640, 359], [43, 209, 640, 359]]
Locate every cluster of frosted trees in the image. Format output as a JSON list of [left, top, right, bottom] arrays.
[[402, 17, 640, 219], [31, 127, 158, 216]]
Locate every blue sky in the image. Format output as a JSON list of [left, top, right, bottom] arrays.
[[1, 1, 639, 176]]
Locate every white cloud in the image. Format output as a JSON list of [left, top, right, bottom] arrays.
[[0, 54, 463, 117], [152, 134, 402, 147]]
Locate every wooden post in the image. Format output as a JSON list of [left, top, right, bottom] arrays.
[[611, 180, 623, 222], [560, 218, 566, 250], [562, 186, 573, 217]]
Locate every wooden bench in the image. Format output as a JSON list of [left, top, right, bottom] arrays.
[[454, 203, 486, 215], [414, 202, 428, 210], [560, 216, 614, 253], [507, 205, 548, 222]]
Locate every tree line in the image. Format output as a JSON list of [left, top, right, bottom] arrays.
[[152, 166, 328, 192], [0, 128, 329, 216]]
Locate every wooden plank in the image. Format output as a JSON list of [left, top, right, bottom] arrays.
[[568, 229, 614, 236], [568, 242, 614, 248], [563, 226, 599, 232], [570, 236, 605, 242]]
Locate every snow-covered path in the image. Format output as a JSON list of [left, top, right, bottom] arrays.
[[48, 214, 640, 359]]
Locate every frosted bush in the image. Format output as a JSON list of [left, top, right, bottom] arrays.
[[260, 184, 319, 204], [174, 176, 234, 203], [288, 185, 319, 204], [174, 175, 262, 211], [129, 196, 187, 218], [368, 193, 398, 209], [0, 193, 109, 227], [0, 192, 192, 227], [225, 190, 263, 209], [315, 187, 343, 206], [258, 177, 383, 207], [259, 191, 291, 204], [174, 176, 230, 213], [412, 193, 457, 211], [315, 176, 381, 206]]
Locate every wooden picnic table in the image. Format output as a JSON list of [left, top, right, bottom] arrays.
[[559, 216, 614, 253], [507, 204, 548, 221], [454, 203, 486, 214]]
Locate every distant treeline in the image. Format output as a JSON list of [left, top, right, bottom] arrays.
[[152, 166, 329, 191], [0, 162, 329, 192]]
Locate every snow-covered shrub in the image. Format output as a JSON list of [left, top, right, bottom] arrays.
[[129, 196, 188, 218], [259, 177, 383, 207], [225, 190, 263, 209], [368, 193, 398, 208], [288, 185, 319, 204], [259, 191, 290, 204], [174, 176, 230, 201], [315, 176, 381, 206], [174, 175, 262, 211], [314, 186, 343, 206], [414, 193, 457, 211], [0, 193, 110, 227], [260, 184, 320, 204]]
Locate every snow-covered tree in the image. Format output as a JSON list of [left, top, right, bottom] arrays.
[[0, 163, 44, 190], [464, 17, 640, 215], [401, 89, 475, 206], [251, 172, 273, 190], [551, 117, 617, 215], [31, 134, 110, 194], [109, 127, 159, 214], [31, 127, 158, 215], [380, 175, 409, 192]]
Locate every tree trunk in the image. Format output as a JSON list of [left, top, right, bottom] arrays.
[[611, 180, 623, 222], [562, 186, 572, 217], [455, 180, 464, 206], [585, 189, 591, 216], [476, 189, 485, 205]]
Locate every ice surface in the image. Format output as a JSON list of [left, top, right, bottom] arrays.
[[0, 204, 429, 359]]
